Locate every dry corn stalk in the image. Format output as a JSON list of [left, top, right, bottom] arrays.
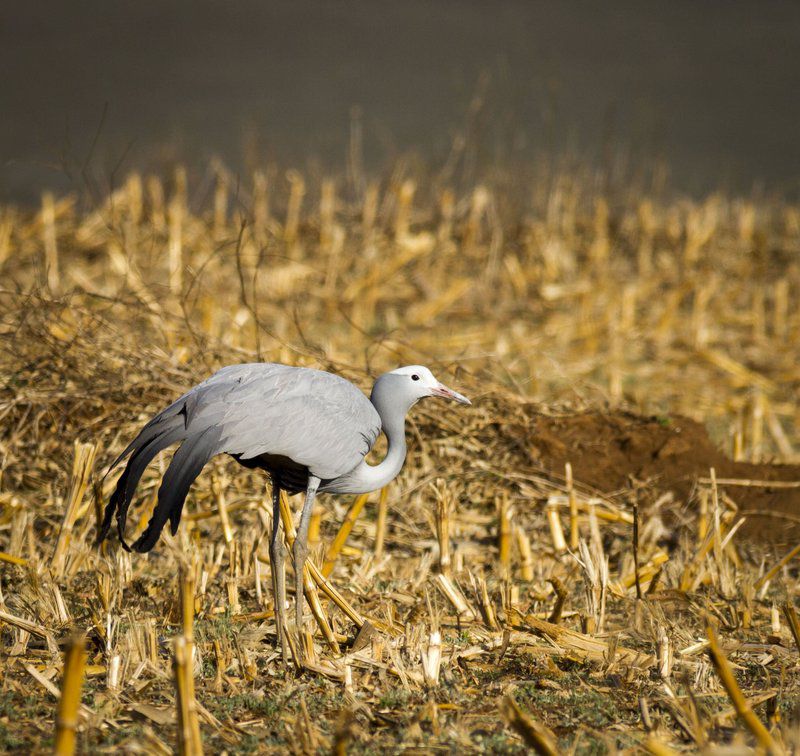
[[751, 391, 765, 463], [174, 635, 202, 755], [322, 492, 369, 577], [52, 441, 97, 577], [499, 694, 558, 755], [547, 577, 567, 625], [211, 474, 234, 544], [566, 462, 579, 549], [374, 486, 389, 558], [308, 587, 340, 653], [545, 498, 566, 554], [471, 573, 499, 630], [308, 505, 321, 547], [54, 634, 87, 756], [698, 489, 708, 543], [698, 348, 777, 393], [782, 602, 800, 654], [0, 210, 12, 268], [515, 527, 534, 582], [576, 539, 607, 632], [706, 622, 782, 754], [680, 508, 739, 593], [657, 625, 673, 678], [498, 493, 513, 574], [434, 573, 474, 620], [709, 467, 722, 563], [434, 481, 453, 577], [508, 607, 654, 668], [305, 557, 364, 629], [643, 737, 680, 756], [632, 499, 642, 599], [613, 551, 669, 595], [420, 630, 442, 687], [168, 194, 183, 294], [755, 542, 800, 591], [175, 567, 202, 753], [180, 569, 195, 641], [0, 550, 27, 567]]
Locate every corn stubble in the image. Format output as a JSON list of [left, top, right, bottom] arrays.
[[0, 162, 799, 752]]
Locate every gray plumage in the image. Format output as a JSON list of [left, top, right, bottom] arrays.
[[98, 361, 470, 661], [100, 364, 383, 550]]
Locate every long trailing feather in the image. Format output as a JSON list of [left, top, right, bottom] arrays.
[[98, 420, 185, 547], [132, 425, 222, 552]]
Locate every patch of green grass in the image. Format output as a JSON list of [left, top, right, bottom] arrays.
[[195, 611, 237, 643], [515, 679, 634, 730], [562, 732, 608, 755], [206, 691, 281, 719], [0, 688, 52, 749], [236, 733, 264, 753], [472, 729, 525, 753], [304, 688, 345, 716], [378, 687, 413, 709], [0, 721, 26, 751]]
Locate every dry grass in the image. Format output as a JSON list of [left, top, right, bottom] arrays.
[[1, 163, 800, 753]]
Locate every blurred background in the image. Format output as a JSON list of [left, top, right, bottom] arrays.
[[3, 0, 800, 205]]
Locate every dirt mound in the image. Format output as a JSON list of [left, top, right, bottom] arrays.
[[519, 410, 800, 545]]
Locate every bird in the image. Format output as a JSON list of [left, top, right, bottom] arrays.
[[98, 362, 470, 661]]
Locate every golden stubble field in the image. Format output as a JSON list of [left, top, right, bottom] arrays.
[[2, 163, 800, 753]]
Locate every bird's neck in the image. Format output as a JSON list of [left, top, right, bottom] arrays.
[[365, 412, 409, 490], [340, 411, 408, 494]]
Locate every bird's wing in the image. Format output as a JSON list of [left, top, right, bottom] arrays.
[[99, 363, 381, 553], [199, 363, 382, 479]]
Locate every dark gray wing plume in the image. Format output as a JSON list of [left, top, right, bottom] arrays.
[[99, 363, 381, 552], [98, 415, 186, 548], [130, 425, 222, 552]]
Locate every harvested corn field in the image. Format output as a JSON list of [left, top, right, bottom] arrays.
[[2, 167, 800, 753]]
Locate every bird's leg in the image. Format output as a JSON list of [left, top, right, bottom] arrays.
[[269, 481, 289, 663], [293, 475, 320, 649]]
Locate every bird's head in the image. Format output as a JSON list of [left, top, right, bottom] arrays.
[[372, 365, 471, 413]]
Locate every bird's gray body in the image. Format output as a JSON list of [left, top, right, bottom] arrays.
[[174, 363, 381, 484], [100, 363, 382, 552]]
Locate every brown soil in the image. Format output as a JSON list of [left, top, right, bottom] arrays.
[[515, 410, 800, 545]]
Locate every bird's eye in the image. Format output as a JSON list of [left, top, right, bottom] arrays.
[[411, 374, 420, 381]]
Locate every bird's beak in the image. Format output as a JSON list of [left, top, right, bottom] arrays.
[[431, 382, 471, 405]]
